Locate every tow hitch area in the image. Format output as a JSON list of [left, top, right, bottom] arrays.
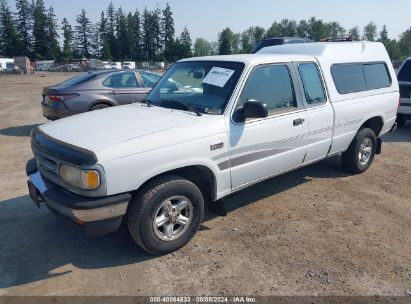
[[27, 181, 43, 208]]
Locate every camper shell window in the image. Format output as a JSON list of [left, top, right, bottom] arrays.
[[331, 62, 391, 94]]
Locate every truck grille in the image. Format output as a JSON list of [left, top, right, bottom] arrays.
[[30, 127, 105, 198], [32, 142, 64, 186]]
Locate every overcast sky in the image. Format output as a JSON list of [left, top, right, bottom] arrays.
[[9, 0, 411, 41]]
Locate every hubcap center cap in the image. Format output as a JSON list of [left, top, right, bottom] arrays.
[[169, 213, 177, 222]]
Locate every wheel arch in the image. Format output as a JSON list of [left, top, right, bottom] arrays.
[[88, 100, 116, 111], [359, 116, 384, 136], [136, 165, 218, 202]]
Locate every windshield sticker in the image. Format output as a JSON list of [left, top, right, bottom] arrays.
[[202, 67, 235, 88]]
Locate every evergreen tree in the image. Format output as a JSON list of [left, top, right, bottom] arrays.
[[218, 27, 235, 55], [363, 22, 377, 41], [127, 10, 142, 62], [152, 5, 162, 60], [32, 0, 48, 59], [116, 8, 129, 60], [61, 18, 74, 60], [90, 23, 101, 59], [348, 26, 361, 41], [98, 12, 111, 60], [15, 0, 33, 56], [194, 38, 213, 57], [0, 0, 22, 57], [241, 26, 265, 53], [161, 3, 175, 62], [46, 6, 60, 60], [106, 1, 117, 60], [297, 20, 310, 38], [179, 26, 192, 58], [326, 21, 346, 39], [380, 25, 388, 42], [142, 8, 151, 61], [75, 9, 93, 58], [399, 27, 411, 58]]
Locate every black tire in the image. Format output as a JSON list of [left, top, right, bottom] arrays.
[[127, 175, 204, 255], [342, 128, 377, 174], [90, 103, 110, 111], [396, 116, 406, 127]]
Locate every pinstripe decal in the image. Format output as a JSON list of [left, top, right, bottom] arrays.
[[215, 118, 363, 170]]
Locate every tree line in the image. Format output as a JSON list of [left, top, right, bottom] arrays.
[[0, 0, 411, 62], [209, 19, 411, 60], [0, 0, 192, 62]]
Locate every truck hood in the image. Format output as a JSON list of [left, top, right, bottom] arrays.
[[39, 104, 200, 154]]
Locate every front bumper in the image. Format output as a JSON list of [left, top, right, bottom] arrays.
[[26, 158, 132, 236]]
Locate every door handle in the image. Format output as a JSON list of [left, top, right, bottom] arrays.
[[108, 90, 117, 95], [293, 118, 305, 126]]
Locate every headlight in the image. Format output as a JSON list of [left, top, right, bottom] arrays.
[[59, 165, 100, 190]]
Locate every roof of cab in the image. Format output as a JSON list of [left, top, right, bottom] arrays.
[[179, 53, 316, 66]]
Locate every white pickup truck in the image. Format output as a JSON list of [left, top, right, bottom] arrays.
[[27, 42, 399, 254], [397, 57, 411, 126]]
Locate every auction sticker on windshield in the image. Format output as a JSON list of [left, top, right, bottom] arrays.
[[202, 67, 235, 88]]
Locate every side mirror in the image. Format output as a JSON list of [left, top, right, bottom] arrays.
[[241, 100, 268, 120]]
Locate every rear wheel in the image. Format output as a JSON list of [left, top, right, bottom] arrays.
[[342, 128, 377, 174], [127, 175, 204, 255], [90, 103, 110, 111]]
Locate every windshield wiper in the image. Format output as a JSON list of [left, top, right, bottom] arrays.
[[161, 99, 202, 116], [139, 99, 152, 107]]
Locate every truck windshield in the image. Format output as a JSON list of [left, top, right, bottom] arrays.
[[146, 61, 245, 114]]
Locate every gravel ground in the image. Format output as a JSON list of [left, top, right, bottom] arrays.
[[0, 73, 410, 296]]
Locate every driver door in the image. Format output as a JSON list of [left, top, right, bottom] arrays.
[[228, 63, 308, 190]]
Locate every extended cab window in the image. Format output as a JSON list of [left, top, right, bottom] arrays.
[[103, 72, 139, 88], [298, 63, 326, 104], [237, 64, 296, 114], [331, 63, 391, 94]]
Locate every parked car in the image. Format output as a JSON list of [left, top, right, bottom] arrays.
[[110, 62, 121, 69], [251, 37, 313, 53], [64, 64, 82, 72], [396, 57, 411, 126], [101, 62, 111, 70], [41, 70, 161, 120], [27, 42, 398, 254], [5, 62, 23, 74], [122, 61, 136, 69]]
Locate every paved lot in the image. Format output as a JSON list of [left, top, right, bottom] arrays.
[[0, 73, 410, 296]]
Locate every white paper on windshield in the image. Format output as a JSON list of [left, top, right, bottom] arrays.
[[202, 67, 235, 88]]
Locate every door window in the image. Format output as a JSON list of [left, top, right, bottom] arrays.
[[103, 72, 139, 88], [140, 72, 161, 88], [298, 63, 326, 104], [237, 64, 296, 115]]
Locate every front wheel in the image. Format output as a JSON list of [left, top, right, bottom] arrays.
[[342, 128, 377, 174], [127, 175, 204, 254]]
